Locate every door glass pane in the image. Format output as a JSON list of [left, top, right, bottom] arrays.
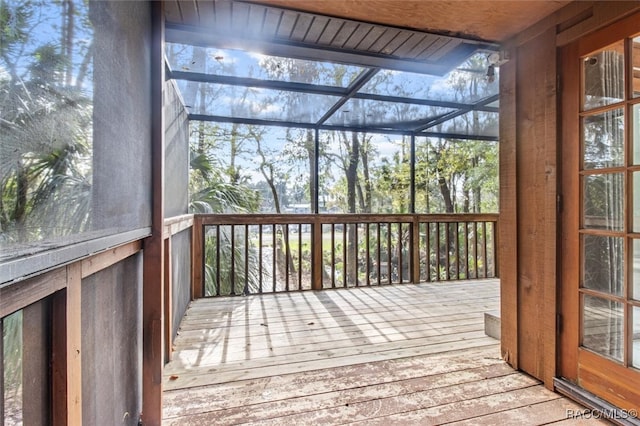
[[583, 41, 625, 110], [582, 235, 624, 296], [583, 173, 624, 230], [634, 306, 640, 368], [633, 36, 640, 98], [582, 295, 624, 362], [633, 240, 640, 301], [634, 172, 640, 232], [582, 109, 625, 169]]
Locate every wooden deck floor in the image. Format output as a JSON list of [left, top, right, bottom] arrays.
[[163, 280, 603, 425]]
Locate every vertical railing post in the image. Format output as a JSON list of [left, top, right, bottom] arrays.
[[445, 222, 451, 281], [425, 222, 431, 282], [191, 216, 203, 299], [492, 220, 499, 278], [482, 221, 488, 278], [312, 217, 323, 290], [164, 236, 172, 362], [0, 318, 3, 425], [411, 216, 420, 284], [365, 223, 371, 286], [435, 222, 441, 281]]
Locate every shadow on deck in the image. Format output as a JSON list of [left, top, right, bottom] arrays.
[[162, 279, 598, 425]]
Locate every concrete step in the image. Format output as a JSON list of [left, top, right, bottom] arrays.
[[484, 311, 501, 340]]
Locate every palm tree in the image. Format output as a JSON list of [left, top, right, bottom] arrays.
[[189, 146, 264, 296]]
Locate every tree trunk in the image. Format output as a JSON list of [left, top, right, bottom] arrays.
[[64, 0, 75, 87], [255, 137, 296, 287], [359, 136, 372, 213], [463, 188, 470, 213], [473, 187, 481, 213], [356, 179, 366, 213], [229, 124, 241, 184], [346, 132, 360, 285], [75, 43, 93, 88], [438, 176, 455, 213], [14, 166, 28, 239], [472, 156, 481, 212], [346, 132, 359, 214], [305, 130, 315, 212], [197, 86, 207, 154]]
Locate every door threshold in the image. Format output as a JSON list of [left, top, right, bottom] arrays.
[[554, 378, 640, 426]]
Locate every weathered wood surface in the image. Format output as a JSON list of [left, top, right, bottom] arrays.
[[163, 280, 597, 425], [515, 25, 558, 388]]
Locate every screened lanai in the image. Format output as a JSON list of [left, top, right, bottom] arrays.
[[7, 1, 640, 424], [162, 1, 502, 299], [164, 2, 501, 221], [165, 1, 500, 140]]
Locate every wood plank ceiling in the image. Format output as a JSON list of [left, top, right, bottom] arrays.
[[248, 0, 572, 43], [166, 0, 571, 44], [164, 0, 500, 76]]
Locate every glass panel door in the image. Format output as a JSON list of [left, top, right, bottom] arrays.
[[580, 40, 628, 365], [572, 29, 640, 408]]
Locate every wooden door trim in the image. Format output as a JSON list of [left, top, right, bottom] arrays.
[[576, 11, 640, 57], [559, 39, 580, 382], [578, 348, 640, 411]]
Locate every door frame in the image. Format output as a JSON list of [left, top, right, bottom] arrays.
[[559, 11, 640, 411]]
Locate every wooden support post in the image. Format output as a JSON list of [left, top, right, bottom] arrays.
[[499, 46, 518, 370], [66, 263, 82, 424], [192, 216, 204, 299], [142, 2, 165, 424], [411, 218, 420, 283], [51, 263, 82, 426], [51, 292, 67, 425], [312, 218, 323, 290], [164, 237, 173, 362], [493, 221, 499, 278]]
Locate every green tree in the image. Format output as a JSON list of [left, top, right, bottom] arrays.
[[1, 0, 92, 244]]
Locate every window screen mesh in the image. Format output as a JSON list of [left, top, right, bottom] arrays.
[[0, 0, 152, 266], [165, 80, 189, 217]]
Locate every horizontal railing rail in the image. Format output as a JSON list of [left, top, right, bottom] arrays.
[[193, 214, 498, 297]]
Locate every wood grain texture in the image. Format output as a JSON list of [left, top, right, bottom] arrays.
[[311, 220, 323, 290], [162, 280, 590, 424], [66, 263, 82, 425], [164, 237, 173, 363], [578, 349, 640, 411], [505, 1, 593, 48], [197, 213, 499, 226], [142, 2, 165, 424], [206, 0, 570, 42], [559, 39, 580, 383], [22, 300, 51, 425], [51, 291, 68, 425], [0, 267, 66, 318], [498, 46, 518, 370], [557, 1, 640, 47], [515, 27, 558, 386], [191, 215, 203, 299], [163, 214, 194, 239], [541, 26, 559, 391], [80, 240, 141, 279]]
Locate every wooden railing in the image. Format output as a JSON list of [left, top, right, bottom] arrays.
[[192, 214, 498, 297]]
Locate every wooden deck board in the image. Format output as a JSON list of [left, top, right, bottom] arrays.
[[164, 350, 510, 418], [163, 280, 596, 424], [446, 398, 610, 425]]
